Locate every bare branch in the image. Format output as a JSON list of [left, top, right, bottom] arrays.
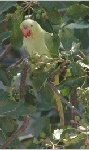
[[47, 79, 84, 119]]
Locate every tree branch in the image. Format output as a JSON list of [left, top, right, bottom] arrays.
[[47, 79, 84, 119], [1, 116, 30, 149], [0, 44, 13, 61], [6, 58, 23, 71], [1, 58, 30, 149]]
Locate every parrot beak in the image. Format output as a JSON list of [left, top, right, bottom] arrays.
[[22, 28, 31, 38]]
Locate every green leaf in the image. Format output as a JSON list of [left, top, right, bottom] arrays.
[[69, 62, 84, 76], [59, 76, 84, 90], [0, 90, 18, 116], [66, 4, 89, 20], [0, 129, 6, 145], [7, 101, 36, 118], [37, 101, 56, 111], [82, 57, 89, 65], [64, 133, 86, 149], [9, 7, 23, 49], [60, 128, 77, 139], [74, 28, 89, 49], [60, 28, 78, 51], [9, 138, 21, 149], [32, 116, 50, 137], [33, 66, 49, 90], [0, 1, 16, 15], [65, 21, 89, 29], [1, 118, 18, 133], [0, 69, 11, 86], [39, 1, 77, 11], [61, 88, 70, 97], [52, 33, 60, 57], [47, 10, 61, 25], [36, 19, 53, 33], [37, 84, 54, 103], [0, 91, 36, 118], [0, 31, 12, 44]]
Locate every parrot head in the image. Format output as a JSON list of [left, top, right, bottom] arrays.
[[20, 19, 44, 39]]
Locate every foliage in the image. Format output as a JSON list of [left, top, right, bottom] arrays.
[[0, 1, 89, 149]]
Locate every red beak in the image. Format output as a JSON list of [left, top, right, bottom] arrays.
[[22, 28, 31, 38]]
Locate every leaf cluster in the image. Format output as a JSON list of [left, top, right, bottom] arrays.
[[1, 1, 89, 149]]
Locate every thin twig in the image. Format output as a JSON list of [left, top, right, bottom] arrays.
[[0, 44, 13, 61], [47, 79, 84, 119], [1, 58, 30, 149], [6, 58, 23, 71]]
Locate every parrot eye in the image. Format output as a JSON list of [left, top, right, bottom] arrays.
[[30, 24, 33, 27]]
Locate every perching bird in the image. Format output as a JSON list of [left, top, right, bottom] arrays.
[[20, 19, 52, 57], [20, 19, 64, 126]]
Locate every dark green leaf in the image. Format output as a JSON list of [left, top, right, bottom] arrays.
[[37, 99, 56, 111], [36, 19, 53, 33], [9, 8, 23, 49], [74, 28, 89, 49], [9, 138, 21, 149], [64, 133, 86, 149], [70, 62, 84, 76], [0, 90, 18, 116], [37, 84, 55, 103], [52, 33, 60, 57], [61, 28, 78, 51], [0, 69, 11, 86], [32, 116, 49, 137], [66, 4, 89, 20], [47, 10, 61, 25], [0, 31, 12, 44], [1, 118, 18, 133], [59, 76, 84, 90], [8, 101, 37, 118], [33, 67, 49, 90], [39, 1, 77, 11], [0, 91, 36, 118], [0, 129, 6, 145], [0, 1, 16, 15]]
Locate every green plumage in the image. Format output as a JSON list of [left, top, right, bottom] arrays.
[[20, 19, 52, 57]]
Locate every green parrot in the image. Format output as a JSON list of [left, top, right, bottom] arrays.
[[20, 19, 64, 126], [20, 19, 53, 57]]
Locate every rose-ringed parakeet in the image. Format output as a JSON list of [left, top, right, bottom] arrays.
[[20, 19, 64, 126], [20, 19, 52, 57]]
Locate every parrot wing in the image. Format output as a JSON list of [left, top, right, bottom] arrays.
[[45, 32, 54, 56]]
